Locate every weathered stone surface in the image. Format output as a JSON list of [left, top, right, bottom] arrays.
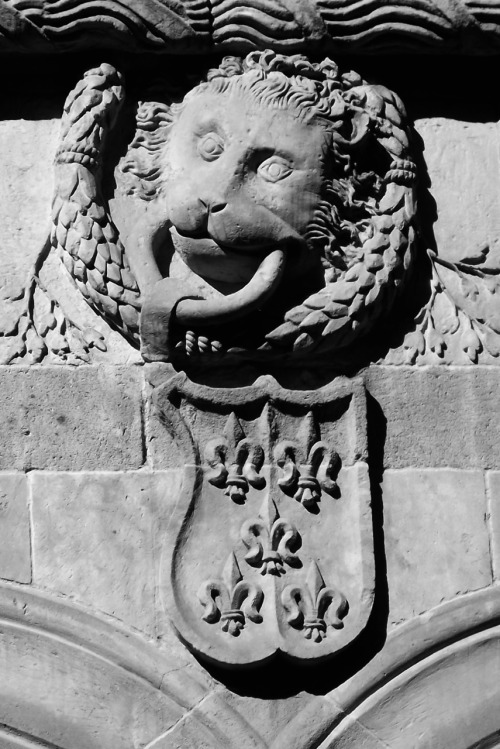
[[0, 582, 218, 749], [417, 120, 500, 269], [486, 471, 500, 582], [0, 608, 184, 748], [323, 626, 500, 749], [0, 366, 144, 471], [0, 116, 58, 289], [367, 367, 500, 469], [383, 119, 500, 366], [0, 473, 31, 583], [383, 469, 492, 625], [31, 470, 184, 635], [0, 22, 500, 749], [0, 116, 59, 366]]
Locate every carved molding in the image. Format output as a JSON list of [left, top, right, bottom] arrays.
[[3, 0, 500, 54]]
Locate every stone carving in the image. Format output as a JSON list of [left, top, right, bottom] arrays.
[[38, 52, 416, 364], [282, 560, 347, 643], [241, 496, 301, 575], [4, 0, 500, 55], [156, 374, 374, 665], [198, 553, 264, 636], [4, 54, 498, 366], [275, 411, 339, 510], [387, 249, 500, 365], [205, 413, 265, 502], [5, 50, 498, 367]]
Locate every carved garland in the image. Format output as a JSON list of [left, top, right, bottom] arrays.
[[47, 54, 418, 361]]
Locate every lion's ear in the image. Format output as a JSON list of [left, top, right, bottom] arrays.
[[349, 110, 371, 145]]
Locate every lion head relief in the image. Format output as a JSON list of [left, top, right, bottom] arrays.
[[50, 52, 418, 364]]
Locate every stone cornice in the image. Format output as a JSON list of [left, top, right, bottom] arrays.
[[1, 0, 500, 55]]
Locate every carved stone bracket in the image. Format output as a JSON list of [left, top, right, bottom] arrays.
[[155, 374, 374, 666]]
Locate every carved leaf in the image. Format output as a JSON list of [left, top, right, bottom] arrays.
[[434, 260, 500, 334], [222, 552, 243, 596], [197, 581, 224, 623], [223, 412, 246, 447], [306, 560, 326, 606], [235, 582, 264, 624], [281, 585, 306, 628]]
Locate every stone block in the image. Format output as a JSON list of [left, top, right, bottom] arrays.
[[486, 471, 500, 582], [383, 469, 492, 625], [367, 367, 500, 469], [0, 473, 31, 583], [0, 116, 58, 302], [0, 366, 144, 470], [31, 470, 183, 635], [416, 119, 500, 269]]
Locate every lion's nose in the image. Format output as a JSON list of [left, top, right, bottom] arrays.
[[209, 202, 227, 214], [198, 198, 226, 215]]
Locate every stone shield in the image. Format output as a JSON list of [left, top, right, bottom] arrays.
[[156, 374, 374, 666]]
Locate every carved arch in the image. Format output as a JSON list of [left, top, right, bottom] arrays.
[[271, 587, 500, 749], [0, 582, 264, 749]]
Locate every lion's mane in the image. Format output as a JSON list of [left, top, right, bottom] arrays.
[[118, 51, 397, 282]]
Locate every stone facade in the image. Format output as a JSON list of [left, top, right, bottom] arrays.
[[1, 12, 500, 749]]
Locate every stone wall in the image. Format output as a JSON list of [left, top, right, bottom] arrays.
[[0, 50, 499, 749]]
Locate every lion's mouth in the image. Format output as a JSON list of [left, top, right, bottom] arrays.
[[174, 228, 273, 256]]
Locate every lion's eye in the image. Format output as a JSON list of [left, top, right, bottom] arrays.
[[258, 157, 293, 183], [197, 133, 224, 161]]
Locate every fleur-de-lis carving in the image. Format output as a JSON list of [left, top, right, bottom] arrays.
[[241, 496, 301, 576], [281, 561, 347, 643], [205, 412, 265, 502], [197, 553, 264, 636], [274, 411, 339, 510]]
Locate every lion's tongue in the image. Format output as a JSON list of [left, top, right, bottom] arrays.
[[175, 247, 286, 326], [140, 247, 286, 361]]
